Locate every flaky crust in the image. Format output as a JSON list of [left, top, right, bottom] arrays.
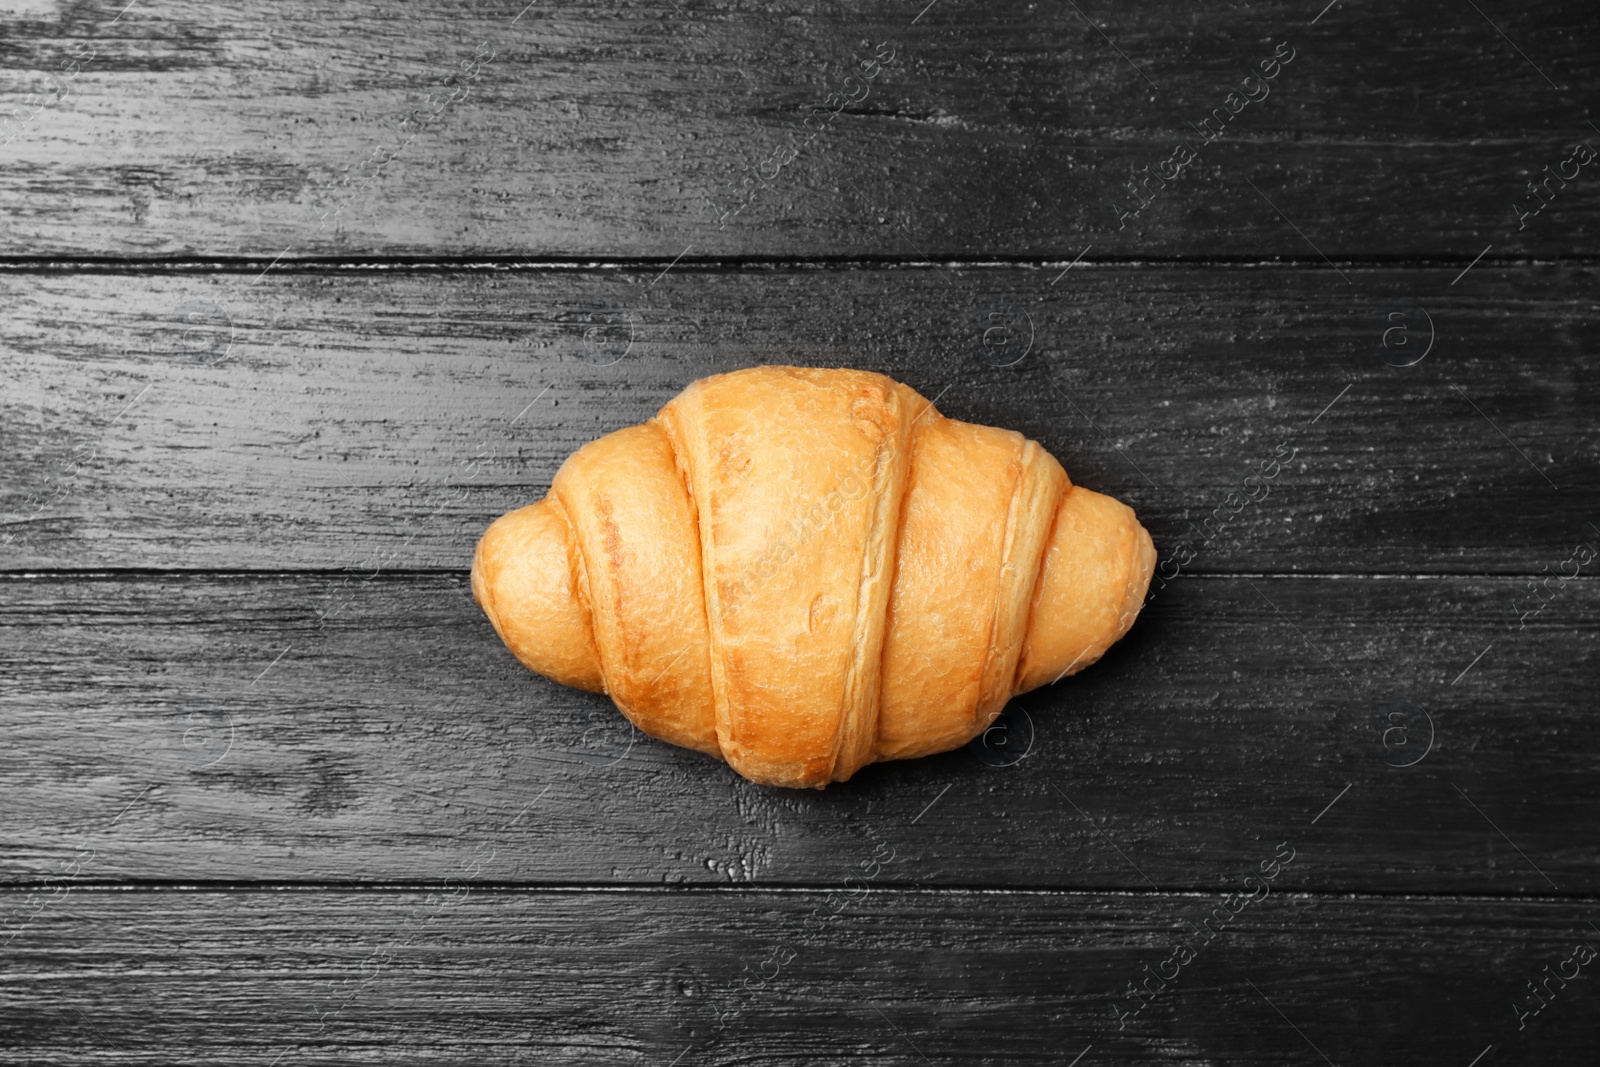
[[472, 366, 1155, 788]]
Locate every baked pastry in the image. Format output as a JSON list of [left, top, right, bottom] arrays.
[[472, 366, 1154, 788]]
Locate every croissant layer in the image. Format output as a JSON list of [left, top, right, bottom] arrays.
[[472, 366, 1155, 788]]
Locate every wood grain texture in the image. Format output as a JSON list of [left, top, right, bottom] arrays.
[[3, 888, 1597, 1065], [3, 571, 1595, 890], [6, 1, 1597, 1059], [0, 0, 1596, 258], [3, 265, 1595, 572]]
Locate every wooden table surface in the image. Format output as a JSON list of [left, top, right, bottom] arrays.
[[3, 1, 1597, 1063]]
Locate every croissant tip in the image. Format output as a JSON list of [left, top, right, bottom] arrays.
[[1010, 486, 1156, 693], [471, 500, 607, 693]]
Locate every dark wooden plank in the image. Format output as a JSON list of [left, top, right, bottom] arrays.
[[3, 888, 1597, 1064], [3, 265, 1596, 572], [2, 0, 1597, 258], [3, 571, 1596, 890]]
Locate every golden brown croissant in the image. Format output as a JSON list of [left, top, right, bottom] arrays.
[[472, 366, 1155, 789]]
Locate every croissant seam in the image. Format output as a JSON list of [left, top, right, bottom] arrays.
[[868, 410, 934, 765], [826, 391, 912, 783], [659, 390, 748, 767], [647, 414, 722, 758], [548, 494, 603, 693], [1012, 479, 1069, 694], [977, 437, 1029, 728]]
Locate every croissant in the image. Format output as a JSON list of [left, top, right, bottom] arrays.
[[471, 366, 1155, 789]]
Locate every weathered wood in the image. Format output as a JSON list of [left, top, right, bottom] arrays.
[[3, 2, 1594, 1062], [3, 888, 1597, 1064], [1, 0, 1597, 259], [3, 571, 1595, 889], [3, 265, 1595, 572]]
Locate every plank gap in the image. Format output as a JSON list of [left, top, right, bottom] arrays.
[[3, 254, 1600, 274]]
